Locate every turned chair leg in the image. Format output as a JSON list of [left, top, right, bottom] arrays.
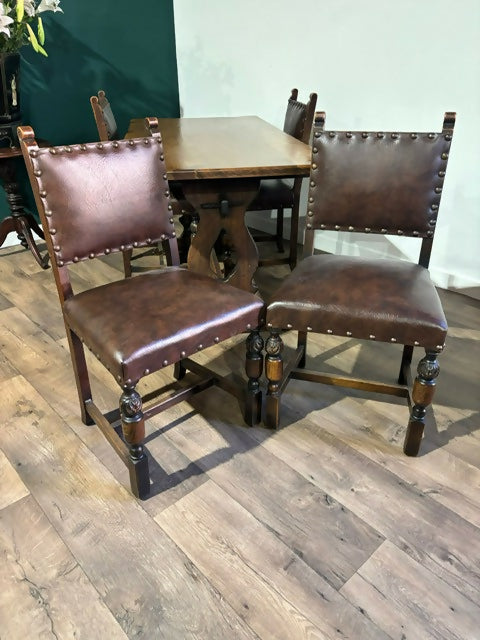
[[66, 329, 93, 425], [120, 386, 150, 498], [403, 349, 441, 456], [244, 330, 264, 426], [265, 329, 284, 428]]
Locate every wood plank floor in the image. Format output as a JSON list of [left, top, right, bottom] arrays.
[[0, 241, 479, 640]]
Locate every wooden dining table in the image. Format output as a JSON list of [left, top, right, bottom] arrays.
[[126, 116, 311, 292]]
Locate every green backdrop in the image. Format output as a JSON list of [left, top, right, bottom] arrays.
[[1, 0, 180, 220]]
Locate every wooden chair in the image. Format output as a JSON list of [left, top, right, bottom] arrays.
[[90, 90, 195, 274], [19, 123, 265, 499], [264, 111, 456, 456], [248, 88, 317, 270]]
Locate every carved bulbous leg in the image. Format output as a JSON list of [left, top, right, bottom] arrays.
[[403, 349, 441, 456], [265, 329, 284, 429], [120, 386, 150, 498], [244, 330, 264, 426]]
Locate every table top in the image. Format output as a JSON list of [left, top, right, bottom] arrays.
[[126, 116, 311, 181]]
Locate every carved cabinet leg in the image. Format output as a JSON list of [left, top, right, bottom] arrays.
[[120, 386, 150, 498], [244, 330, 264, 426], [265, 329, 284, 429], [403, 349, 441, 456]]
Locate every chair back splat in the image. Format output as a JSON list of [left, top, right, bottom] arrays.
[[247, 88, 317, 270], [19, 123, 264, 499], [264, 111, 456, 457]]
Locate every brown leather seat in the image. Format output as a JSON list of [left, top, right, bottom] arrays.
[[264, 111, 456, 457], [90, 90, 195, 274], [19, 123, 265, 499], [248, 88, 317, 270]]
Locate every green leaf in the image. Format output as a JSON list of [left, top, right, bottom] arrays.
[[37, 17, 45, 45]]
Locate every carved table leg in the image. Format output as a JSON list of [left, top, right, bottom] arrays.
[[182, 179, 260, 293], [120, 386, 150, 498], [403, 349, 441, 456]]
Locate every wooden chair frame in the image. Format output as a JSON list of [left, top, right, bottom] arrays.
[[19, 122, 264, 498], [264, 111, 456, 456]]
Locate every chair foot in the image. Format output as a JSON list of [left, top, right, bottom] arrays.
[[245, 389, 262, 427], [265, 393, 281, 429], [127, 446, 150, 499]]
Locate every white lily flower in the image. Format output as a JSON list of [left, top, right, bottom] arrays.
[[0, 5, 14, 38], [37, 0, 63, 13], [24, 1, 37, 18]]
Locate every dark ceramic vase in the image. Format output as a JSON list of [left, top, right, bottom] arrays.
[[0, 53, 21, 123]]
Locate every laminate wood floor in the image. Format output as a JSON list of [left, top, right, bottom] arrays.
[[1, 242, 479, 640]]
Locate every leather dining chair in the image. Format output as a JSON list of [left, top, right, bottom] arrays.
[[90, 90, 195, 274], [248, 88, 317, 270], [264, 111, 456, 457], [19, 122, 265, 499]]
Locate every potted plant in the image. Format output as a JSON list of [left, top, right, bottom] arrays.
[[0, 1, 63, 122]]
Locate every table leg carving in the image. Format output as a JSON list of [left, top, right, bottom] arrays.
[[182, 179, 260, 292]]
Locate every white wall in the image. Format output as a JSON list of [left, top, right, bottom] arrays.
[[173, 0, 480, 297]]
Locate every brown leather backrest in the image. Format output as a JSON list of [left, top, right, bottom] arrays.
[[19, 125, 175, 267], [283, 88, 318, 144], [90, 90, 118, 141], [305, 112, 455, 242]]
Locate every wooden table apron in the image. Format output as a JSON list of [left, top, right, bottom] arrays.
[[126, 116, 311, 292]]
